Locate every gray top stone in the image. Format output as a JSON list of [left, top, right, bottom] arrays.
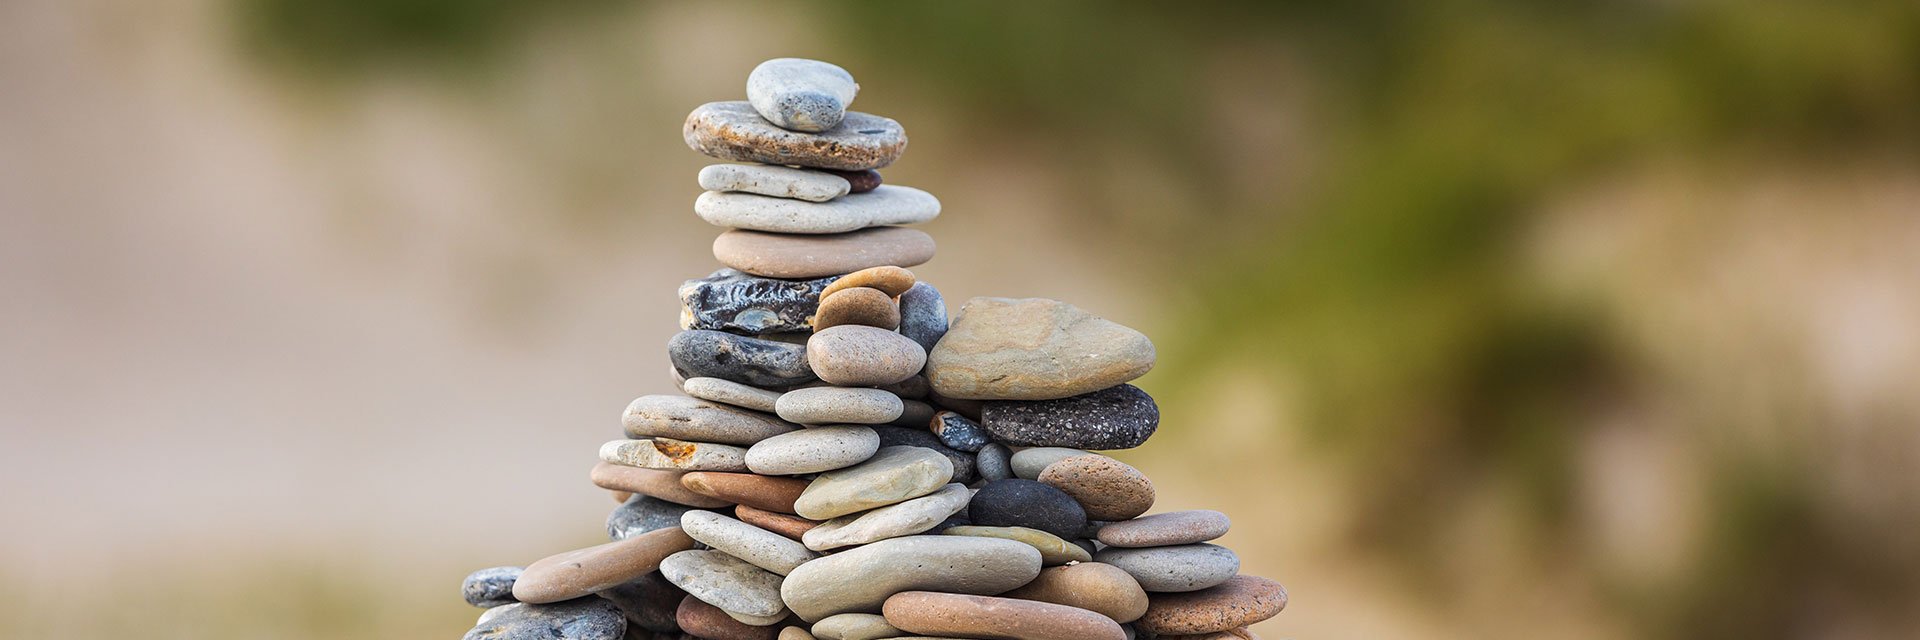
[[622, 394, 798, 446], [747, 58, 860, 133]]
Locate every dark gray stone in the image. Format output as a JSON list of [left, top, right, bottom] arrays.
[[968, 479, 1088, 540], [898, 282, 948, 354], [679, 269, 837, 335], [981, 384, 1159, 450], [976, 443, 1014, 484], [462, 597, 625, 640], [607, 495, 702, 541], [667, 329, 815, 388], [463, 566, 523, 608], [870, 425, 975, 485], [596, 571, 685, 634], [930, 411, 990, 453]]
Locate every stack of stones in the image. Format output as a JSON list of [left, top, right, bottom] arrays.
[[460, 58, 1287, 640]]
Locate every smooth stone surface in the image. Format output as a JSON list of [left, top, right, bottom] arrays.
[[1001, 562, 1150, 623], [714, 227, 934, 280], [794, 446, 952, 520], [670, 329, 816, 387], [778, 535, 1043, 622], [1158, 629, 1261, 640], [736, 504, 823, 541], [661, 549, 788, 618], [896, 282, 948, 354], [678, 594, 781, 640], [927, 297, 1154, 401], [596, 571, 684, 634], [1134, 576, 1287, 635], [1095, 544, 1240, 593], [607, 494, 704, 540], [682, 472, 812, 514], [975, 444, 1013, 483], [682, 510, 817, 576], [601, 438, 749, 472], [747, 425, 881, 475], [930, 391, 983, 421], [623, 395, 799, 446], [890, 399, 936, 427], [463, 566, 523, 608], [697, 186, 940, 234], [780, 626, 819, 640], [929, 411, 990, 453], [1009, 447, 1090, 480], [681, 269, 838, 335], [808, 325, 927, 387], [968, 479, 1087, 539], [810, 612, 901, 640], [776, 387, 903, 425], [882, 591, 1126, 640], [686, 101, 905, 171], [463, 598, 624, 640], [1038, 454, 1156, 521], [747, 58, 859, 133], [594, 464, 734, 509], [819, 265, 916, 299], [684, 377, 787, 413], [870, 426, 976, 485], [942, 525, 1089, 565], [878, 374, 929, 399], [514, 527, 698, 604], [700, 164, 851, 202], [826, 169, 881, 193], [813, 287, 901, 331], [982, 385, 1160, 450], [804, 483, 971, 550], [1097, 510, 1232, 548]]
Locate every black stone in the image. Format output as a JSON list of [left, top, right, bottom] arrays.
[[667, 329, 815, 388], [898, 282, 948, 354], [462, 597, 625, 640], [679, 269, 837, 335], [931, 411, 990, 453], [462, 566, 523, 608], [871, 425, 976, 485], [981, 384, 1159, 450], [596, 571, 685, 634], [608, 495, 701, 541], [968, 479, 1087, 539], [975, 443, 1014, 484]]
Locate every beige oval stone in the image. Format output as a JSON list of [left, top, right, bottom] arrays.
[[714, 227, 935, 279], [1038, 454, 1155, 521], [779, 626, 819, 640], [814, 287, 901, 331], [808, 325, 927, 387], [512, 527, 698, 604], [882, 591, 1126, 640], [810, 613, 902, 640], [1096, 510, 1231, 548], [591, 462, 733, 508], [779, 535, 1041, 622], [820, 266, 917, 299], [927, 297, 1154, 401], [794, 446, 953, 520], [1001, 562, 1149, 623], [623, 394, 799, 446], [941, 525, 1089, 565], [1135, 575, 1287, 635]]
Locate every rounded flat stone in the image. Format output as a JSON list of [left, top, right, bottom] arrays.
[[804, 483, 972, 550], [686, 101, 905, 171], [1158, 629, 1262, 640], [819, 265, 916, 299], [813, 287, 901, 331], [981, 384, 1160, 450], [623, 395, 799, 446], [682, 510, 817, 576], [747, 425, 881, 475], [927, 297, 1154, 401], [826, 169, 881, 193], [714, 227, 934, 280], [700, 164, 851, 202], [678, 594, 781, 640], [661, 549, 788, 618], [513, 527, 698, 604], [870, 426, 976, 485], [596, 571, 684, 634], [463, 566, 523, 608], [1134, 575, 1287, 635], [593, 464, 733, 508], [776, 387, 903, 425], [808, 325, 927, 387], [601, 438, 749, 472], [736, 504, 823, 541], [681, 269, 838, 335], [781, 626, 819, 640], [810, 612, 900, 640], [1097, 510, 1232, 548], [968, 479, 1087, 539], [1095, 544, 1240, 593], [747, 58, 859, 133], [684, 377, 787, 413], [942, 525, 1089, 565], [778, 535, 1042, 622], [929, 411, 990, 453], [670, 329, 816, 387], [882, 591, 1126, 640], [896, 282, 948, 354], [1001, 562, 1149, 623], [697, 185, 940, 234], [607, 493, 704, 540], [682, 472, 812, 514], [975, 443, 1014, 483], [1009, 447, 1088, 480], [462, 598, 625, 640], [1038, 454, 1155, 521], [794, 446, 952, 520]]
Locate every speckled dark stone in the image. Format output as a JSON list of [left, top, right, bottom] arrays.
[[968, 479, 1088, 539], [981, 384, 1159, 450], [975, 443, 1014, 484], [596, 571, 685, 634], [826, 168, 883, 193], [607, 495, 702, 541], [870, 425, 976, 485], [462, 597, 625, 640], [679, 269, 838, 335], [668, 329, 815, 388], [463, 566, 523, 608], [898, 282, 948, 354], [931, 411, 990, 453]]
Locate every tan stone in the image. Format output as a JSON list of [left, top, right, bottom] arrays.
[[591, 462, 733, 508], [681, 472, 810, 514], [1135, 575, 1287, 635], [881, 591, 1126, 640], [714, 227, 934, 279], [820, 266, 917, 299], [512, 527, 698, 604], [1038, 454, 1156, 521], [1001, 562, 1149, 623], [813, 287, 901, 331], [927, 297, 1154, 401]]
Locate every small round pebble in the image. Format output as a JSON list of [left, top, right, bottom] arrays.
[[1095, 543, 1240, 593], [975, 443, 1014, 483], [807, 325, 927, 387], [776, 387, 903, 424], [968, 479, 1088, 539], [1010, 447, 1091, 480], [896, 282, 948, 354], [824, 169, 882, 193], [1133, 575, 1287, 635], [463, 566, 523, 608], [1038, 454, 1156, 521], [1096, 510, 1232, 548], [929, 410, 990, 453], [747, 425, 881, 475], [813, 287, 901, 331]]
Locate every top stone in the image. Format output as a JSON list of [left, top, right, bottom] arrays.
[[927, 297, 1156, 401], [686, 102, 906, 171], [747, 58, 860, 133]]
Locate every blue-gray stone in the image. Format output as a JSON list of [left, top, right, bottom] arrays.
[[980, 384, 1159, 450], [679, 269, 837, 335], [668, 329, 815, 388], [930, 411, 990, 453], [898, 282, 948, 354], [462, 597, 624, 640], [463, 566, 523, 608], [968, 479, 1088, 540], [975, 443, 1014, 484], [607, 495, 701, 541]]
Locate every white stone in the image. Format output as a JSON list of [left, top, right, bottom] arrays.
[[699, 164, 851, 202], [802, 483, 971, 550], [695, 185, 939, 234], [681, 510, 817, 576], [776, 387, 904, 425], [746, 425, 881, 476]]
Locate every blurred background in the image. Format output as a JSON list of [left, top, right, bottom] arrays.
[[4, 1, 1919, 638]]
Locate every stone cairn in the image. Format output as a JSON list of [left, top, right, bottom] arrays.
[[461, 58, 1287, 640]]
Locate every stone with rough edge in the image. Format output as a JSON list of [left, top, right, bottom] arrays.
[[897, 282, 948, 354], [927, 297, 1155, 401], [819, 265, 916, 299], [677, 594, 780, 639], [681, 472, 811, 514], [670, 330, 815, 388], [794, 446, 952, 520], [607, 494, 703, 540], [601, 438, 748, 472], [684, 377, 786, 413], [746, 425, 880, 476], [681, 510, 817, 576], [826, 169, 881, 193], [808, 325, 927, 387], [462, 598, 625, 640], [975, 443, 1014, 483], [810, 613, 901, 640], [967, 479, 1087, 539], [881, 591, 1127, 640], [463, 566, 522, 608], [942, 525, 1090, 565], [697, 185, 940, 234], [1038, 454, 1156, 521], [736, 505, 822, 541], [700, 164, 851, 202], [685, 101, 904, 171], [1001, 562, 1150, 623], [747, 58, 859, 133], [714, 227, 934, 280], [1134, 575, 1287, 635], [870, 426, 976, 485], [929, 411, 989, 453], [813, 287, 900, 331], [1095, 544, 1240, 593], [623, 395, 799, 446], [804, 483, 972, 550], [982, 384, 1160, 450], [513, 527, 698, 604], [596, 571, 684, 634], [1096, 510, 1232, 548], [1010, 447, 1090, 480], [680, 269, 838, 335], [660, 549, 788, 618], [776, 387, 903, 425], [593, 463, 733, 508], [778, 535, 1042, 622]]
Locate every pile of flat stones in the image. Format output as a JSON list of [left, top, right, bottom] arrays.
[[461, 58, 1287, 640]]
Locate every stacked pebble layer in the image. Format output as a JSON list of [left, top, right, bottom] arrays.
[[461, 58, 1287, 640]]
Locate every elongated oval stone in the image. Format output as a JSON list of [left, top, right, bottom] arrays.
[[810, 612, 901, 640], [700, 164, 850, 202], [1095, 543, 1240, 593], [981, 384, 1160, 450], [776, 387, 903, 425], [681, 471, 811, 514], [941, 525, 1089, 565], [1038, 454, 1156, 521], [669, 329, 815, 388], [685, 101, 905, 171], [747, 425, 881, 476], [1001, 562, 1150, 623], [1134, 575, 1287, 635], [697, 185, 940, 234], [808, 325, 927, 387], [623, 395, 799, 446], [683, 377, 786, 413], [592, 463, 733, 509], [714, 227, 934, 280], [927, 297, 1154, 401], [803, 483, 972, 550], [1097, 510, 1232, 548], [682, 511, 816, 576], [778, 535, 1042, 622], [794, 446, 953, 520], [747, 58, 859, 133], [881, 591, 1126, 640], [680, 269, 838, 335], [660, 549, 789, 619], [513, 527, 698, 604], [600, 438, 748, 472]]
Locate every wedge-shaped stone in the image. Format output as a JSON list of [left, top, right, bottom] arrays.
[[794, 446, 952, 520], [623, 395, 799, 446]]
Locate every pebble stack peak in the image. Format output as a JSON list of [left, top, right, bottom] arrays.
[[460, 57, 1287, 640]]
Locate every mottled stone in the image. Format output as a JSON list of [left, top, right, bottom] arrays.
[[670, 330, 816, 388], [896, 282, 948, 354], [882, 591, 1126, 640], [968, 479, 1087, 539], [813, 287, 900, 331], [1095, 544, 1240, 593], [929, 411, 989, 453], [594, 464, 733, 509], [514, 527, 699, 604], [794, 446, 952, 520], [737, 504, 823, 541], [682, 510, 817, 576], [700, 164, 851, 202], [463, 566, 523, 608], [1134, 576, 1287, 635], [686, 102, 905, 171], [747, 425, 881, 475], [680, 269, 838, 335], [942, 525, 1089, 565], [975, 443, 1014, 483], [825, 169, 881, 194], [623, 395, 799, 446], [1009, 447, 1090, 480], [607, 494, 703, 540], [808, 325, 927, 387], [804, 483, 972, 550], [684, 377, 787, 413], [1039, 454, 1156, 521], [779, 535, 1042, 622], [776, 387, 903, 425], [819, 266, 916, 299], [697, 186, 939, 234], [1096, 510, 1232, 548], [714, 227, 934, 280], [927, 297, 1154, 401], [682, 472, 811, 514], [1002, 562, 1150, 623], [678, 594, 781, 640], [870, 426, 976, 485], [601, 438, 749, 472], [747, 58, 859, 133], [463, 597, 625, 640], [982, 385, 1160, 450], [597, 571, 685, 634], [661, 549, 788, 618]]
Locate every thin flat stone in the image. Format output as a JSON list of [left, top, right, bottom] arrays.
[[660, 549, 788, 619], [881, 591, 1126, 640], [601, 438, 749, 472], [746, 425, 881, 475], [462, 598, 625, 640], [794, 446, 953, 520], [1096, 510, 1232, 548], [682, 510, 817, 576], [736, 504, 823, 541], [607, 494, 703, 540], [677, 594, 781, 640], [684, 377, 787, 413], [681, 472, 811, 514], [513, 527, 698, 604], [1095, 544, 1240, 593], [696, 186, 940, 234], [623, 395, 799, 446], [680, 269, 838, 335], [593, 463, 733, 508], [685, 101, 905, 171], [463, 566, 523, 608], [747, 58, 859, 133], [1134, 575, 1287, 635], [927, 297, 1155, 401], [714, 227, 934, 280], [778, 535, 1042, 622], [981, 384, 1160, 450], [700, 164, 851, 202], [670, 329, 816, 388], [897, 282, 948, 354], [1010, 447, 1090, 480], [942, 525, 1090, 566], [803, 483, 972, 550], [776, 387, 903, 425], [1001, 562, 1150, 624]]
